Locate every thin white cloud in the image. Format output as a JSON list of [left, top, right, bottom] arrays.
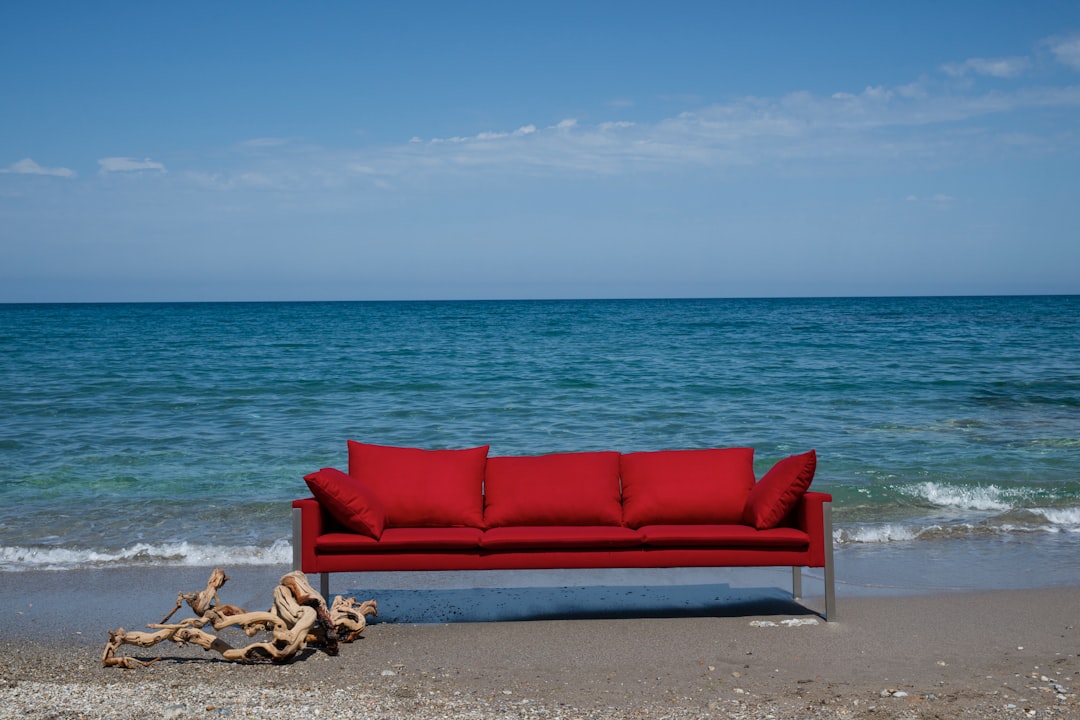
[[98, 157, 167, 174], [941, 56, 1032, 78], [185, 169, 279, 190], [422, 124, 537, 145], [1046, 32, 1080, 71], [164, 40, 1080, 194], [224, 78, 1078, 188], [386, 78, 1080, 177], [0, 157, 76, 178], [429, 135, 471, 145], [599, 121, 635, 130]]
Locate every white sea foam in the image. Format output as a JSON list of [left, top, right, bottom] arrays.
[[899, 482, 1023, 512], [1029, 507, 1080, 528], [0, 538, 292, 571], [835, 504, 1080, 545], [835, 524, 923, 544]]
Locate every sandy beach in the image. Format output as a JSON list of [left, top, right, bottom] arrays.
[[1, 566, 1077, 719]]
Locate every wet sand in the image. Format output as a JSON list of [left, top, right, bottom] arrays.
[[1, 565, 1077, 718]]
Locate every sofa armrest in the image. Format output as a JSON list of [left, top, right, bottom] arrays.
[[793, 491, 833, 567], [291, 497, 324, 573]]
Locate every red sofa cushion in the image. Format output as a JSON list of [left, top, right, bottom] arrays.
[[742, 449, 817, 529], [620, 448, 756, 528], [480, 525, 642, 550], [316, 527, 483, 553], [638, 524, 809, 548], [347, 441, 488, 528], [304, 467, 386, 539], [483, 451, 622, 527]]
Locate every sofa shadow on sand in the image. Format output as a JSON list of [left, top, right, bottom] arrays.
[[347, 583, 817, 624]]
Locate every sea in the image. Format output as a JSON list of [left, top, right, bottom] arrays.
[[2, 296, 1079, 598]]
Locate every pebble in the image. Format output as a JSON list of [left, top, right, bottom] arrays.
[[749, 618, 819, 628], [0, 635, 1075, 720]]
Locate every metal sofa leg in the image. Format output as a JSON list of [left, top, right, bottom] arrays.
[[823, 501, 837, 621], [792, 566, 803, 600], [321, 572, 329, 600]]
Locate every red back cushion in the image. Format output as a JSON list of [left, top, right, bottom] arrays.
[[347, 441, 488, 528], [620, 448, 756, 527], [483, 451, 622, 527], [742, 449, 817, 529], [303, 467, 386, 539]]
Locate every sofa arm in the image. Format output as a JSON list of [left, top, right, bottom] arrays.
[[793, 491, 833, 567], [291, 497, 324, 573]]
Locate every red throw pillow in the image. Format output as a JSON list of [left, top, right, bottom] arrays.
[[620, 448, 756, 527], [483, 451, 622, 527], [742, 449, 817, 529], [347, 441, 488, 528], [304, 467, 386, 539]]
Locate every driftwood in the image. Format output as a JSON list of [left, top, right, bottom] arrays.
[[103, 569, 377, 669]]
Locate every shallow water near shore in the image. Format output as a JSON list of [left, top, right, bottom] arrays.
[[336, 531, 1080, 623], [2, 296, 1078, 594], [5, 535, 1080, 638]]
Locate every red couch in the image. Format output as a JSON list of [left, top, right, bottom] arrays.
[[292, 442, 836, 620]]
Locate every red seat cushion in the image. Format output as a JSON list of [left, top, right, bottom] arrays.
[[316, 527, 483, 553], [638, 524, 809, 548], [480, 526, 643, 550], [620, 448, 756, 528], [347, 441, 488, 528], [483, 451, 622, 527], [304, 467, 386, 539], [742, 449, 817, 529]]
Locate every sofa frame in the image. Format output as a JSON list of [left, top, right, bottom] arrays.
[[291, 494, 837, 621]]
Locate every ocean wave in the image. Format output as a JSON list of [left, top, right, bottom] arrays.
[[835, 523, 1013, 545], [0, 539, 292, 571], [835, 512, 1080, 545], [1033, 507, 1080, 525], [834, 524, 923, 544], [897, 481, 1036, 512]]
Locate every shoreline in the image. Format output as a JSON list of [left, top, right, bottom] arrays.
[[2, 566, 1078, 718]]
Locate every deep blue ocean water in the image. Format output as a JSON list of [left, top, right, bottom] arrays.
[[2, 297, 1078, 590]]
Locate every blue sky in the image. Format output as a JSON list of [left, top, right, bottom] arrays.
[[2, 2, 1080, 302]]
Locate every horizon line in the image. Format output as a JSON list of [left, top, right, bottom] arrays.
[[2, 292, 1078, 307]]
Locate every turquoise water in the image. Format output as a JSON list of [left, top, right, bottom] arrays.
[[1, 297, 1078, 583]]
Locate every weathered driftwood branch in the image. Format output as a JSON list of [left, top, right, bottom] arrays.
[[331, 596, 380, 642], [160, 567, 230, 624], [103, 569, 377, 669]]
